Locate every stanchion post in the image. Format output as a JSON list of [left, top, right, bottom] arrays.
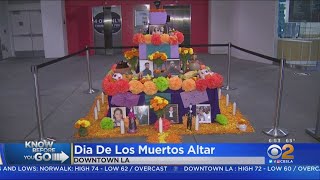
[[31, 65, 44, 140], [263, 58, 288, 137], [222, 42, 236, 90], [305, 96, 320, 141], [84, 45, 98, 94]]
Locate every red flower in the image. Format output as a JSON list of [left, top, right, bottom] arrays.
[[154, 118, 171, 131], [196, 79, 208, 91], [169, 35, 178, 45], [174, 31, 184, 44], [102, 75, 130, 96], [116, 79, 130, 93], [151, 34, 162, 46], [205, 73, 224, 89], [133, 33, 144, 44]]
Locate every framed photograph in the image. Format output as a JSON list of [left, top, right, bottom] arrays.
[[139, 60, 153, 77], [133, 105, 149, 125], [196, 104, 211, 124], [164, 104, 179, 124], [111, 107, 126, 127], [165, 59, 181, 76], [149, 25, 167, 34]]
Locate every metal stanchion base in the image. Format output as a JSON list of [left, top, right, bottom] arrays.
[[305, 128, 320, 142], [84, 88, 99, 94], [263, 128, 288, 137], [221, 86, 237, 91]]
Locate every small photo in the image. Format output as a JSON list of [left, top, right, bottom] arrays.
[[111, 107, 126, 127], [149, 25, 167, 34], [134, 105, 149, 125], [164, 104, 179, 124], [165, 59, 181, 75], [196, 104, 211, 124], [139, 60, 153, 77]]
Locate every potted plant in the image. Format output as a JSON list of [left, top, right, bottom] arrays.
[[74, 119, 91, 137]]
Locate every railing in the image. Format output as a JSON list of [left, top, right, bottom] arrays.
[[31, 43, 294, 140]]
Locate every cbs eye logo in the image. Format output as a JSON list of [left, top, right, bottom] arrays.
[[267, 144, 294, 159]]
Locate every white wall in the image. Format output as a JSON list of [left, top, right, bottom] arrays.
[[209, 0, 278, 64], [0, 0, 13, 59], [208, 0, 232, 54], [41, 0, 68, 58]]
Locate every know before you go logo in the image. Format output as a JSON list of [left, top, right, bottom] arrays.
[[267, 144, 294, 164]]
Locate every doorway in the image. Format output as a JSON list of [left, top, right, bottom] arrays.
[[164, 5, 191, 45]]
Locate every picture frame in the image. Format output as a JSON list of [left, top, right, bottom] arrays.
[[139, 60, 153, 77], [164, 104, 179, 124], [148, 24, 168, 34], [165, 59, 181, 76], [196, 104, 211, 124], [133, 105, 149, 125], [111, 107, 127, 127]]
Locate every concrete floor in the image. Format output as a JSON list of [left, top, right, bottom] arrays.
[[0, 54, 319, 143]]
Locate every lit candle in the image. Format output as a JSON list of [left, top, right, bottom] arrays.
[[233, 102, 237, 116], [94, 106, 98, 120], [218, 88, 221, 100], [195, 117, 199, 131], [159, 117, 163, 133], [101, 92, 104, 105], [97, 100, 100, 112], [120, 120, 125, 134], [226, 94, 229, 107]]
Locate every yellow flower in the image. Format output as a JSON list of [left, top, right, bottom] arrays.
[[158, 99, 163, 104], [189, 48, 194, 55], [183, 50, 188, 54], [178, 47, 181, 53], [164, 100, 169, 105], [149, 55, 154, 60]]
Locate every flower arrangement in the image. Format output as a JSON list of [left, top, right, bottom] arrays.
[[143, 81, 158, 95], [148, 51, 168, 67], [129, 80, 144, 94], [153, 76, 169, 92], [124, 48, 139, 71], [100, 117, 114, 130], [168, 76, 182, 90], [74, 119, 91, 137], [133, 32, 184, 45], [102, 75, 130, 96], [179, 47, 194, 72], [150, 96, 169, 118], [182, 79, 196, 92]]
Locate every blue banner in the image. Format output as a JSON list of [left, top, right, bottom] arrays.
[[0, 142, 319, 179]]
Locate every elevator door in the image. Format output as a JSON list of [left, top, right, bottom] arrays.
[[92, 6, 122, 55], [164, 5, 191, 46]]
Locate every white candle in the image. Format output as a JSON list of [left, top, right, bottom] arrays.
[[101, 92, 104, 105], [94, 106, 98, 120], [226, 94, 229, 107], [120, 120, 125, 134], [159, 118, 163, 133], [195, 117, 199, 131], [218, 88, 221, 100], [97, 100, 100, 112], [233, 102, 237, 115]]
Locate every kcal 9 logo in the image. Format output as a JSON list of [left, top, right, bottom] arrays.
[[267, 144, 294, 159]]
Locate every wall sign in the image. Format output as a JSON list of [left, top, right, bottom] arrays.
[[93, 12, 122, 34]]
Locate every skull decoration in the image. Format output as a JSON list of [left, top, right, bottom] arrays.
[[198, 69, 214, 79], [112, 73, 123, 80]]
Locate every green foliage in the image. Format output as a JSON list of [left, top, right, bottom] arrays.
[[100, 117, 114, 130], [216, 114, 228, 125]]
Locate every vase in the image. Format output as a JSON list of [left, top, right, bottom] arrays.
[[78, 127, 88, 137], [189, 60, 200, 71]]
